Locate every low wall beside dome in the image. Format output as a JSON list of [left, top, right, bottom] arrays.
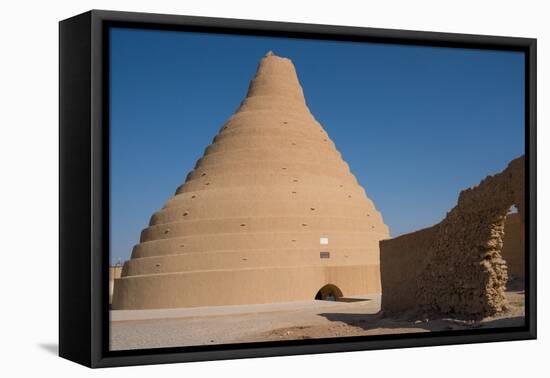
[[109, 266, 122, 305], [501, 212, 525, 278], [380, 226, 437, 314]]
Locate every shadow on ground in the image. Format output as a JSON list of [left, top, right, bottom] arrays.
[[479, 316, 525, 329], [38, 343, 58, 355], [336, 298, 371, 303], [318, 312, 525, 332]]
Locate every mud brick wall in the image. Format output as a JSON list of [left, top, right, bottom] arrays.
[[380, 225, 438, 314], [501, 213, 525, 278]]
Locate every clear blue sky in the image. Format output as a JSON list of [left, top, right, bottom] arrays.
[[110, 27, 524, 264]]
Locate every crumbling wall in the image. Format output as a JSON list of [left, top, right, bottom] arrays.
[[380, 156, 524, 319]]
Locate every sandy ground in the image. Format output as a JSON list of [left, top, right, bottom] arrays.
[[110, 291, 525, 351]]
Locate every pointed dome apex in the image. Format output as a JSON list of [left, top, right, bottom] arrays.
[[247, 52, 305, 102], [261, 50, 291, 62]]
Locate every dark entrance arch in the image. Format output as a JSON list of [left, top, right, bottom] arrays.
[[315, 284, 343, 301]]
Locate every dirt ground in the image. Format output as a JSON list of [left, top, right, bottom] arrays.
[[110, 290, 524, 351], [251, 290, 525, 343]]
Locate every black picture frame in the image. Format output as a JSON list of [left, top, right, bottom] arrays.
[[59, 9, 537, 368]]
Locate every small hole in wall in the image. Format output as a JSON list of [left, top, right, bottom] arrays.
[[183, 211, 189, 217], [302, 223, 308, 227], [201, 173, 207, 177], [348, 195, 352, 198], [323, 139, 328, 142], [283, 121, 288, 124], [155, 263, 161, 267], [205, 182, 210, 186], [367, 214, 370, 217], [291, 191, 297, 194], [242, 258, 248, 261], [179, 244, 185, 248], [339, 185, 343, 188], [191, 195, 196, 199], [281, 167, 287, 170], [240, 223, 246, 227], [291, 142, 296, 146], [293, 179, 298, 182], [164, 229, 170, 234], [310, 208, 315, 211], [291, 239, 297, 242]]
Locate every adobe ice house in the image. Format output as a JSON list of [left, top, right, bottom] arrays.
[[112, 52, 389, 310]]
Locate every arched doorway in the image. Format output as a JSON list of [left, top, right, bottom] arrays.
[[315, 284, 343, 301]]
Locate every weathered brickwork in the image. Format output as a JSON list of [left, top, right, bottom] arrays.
[[381, 156, 524, 319]]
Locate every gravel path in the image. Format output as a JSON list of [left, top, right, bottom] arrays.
[[110, 291, 524, 351]]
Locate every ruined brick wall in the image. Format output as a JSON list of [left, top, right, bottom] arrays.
[[380, 156, 524, 319], [380, 225, 438, 314]]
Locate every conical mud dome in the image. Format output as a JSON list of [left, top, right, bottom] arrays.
[[112, 52, 390, 310]]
